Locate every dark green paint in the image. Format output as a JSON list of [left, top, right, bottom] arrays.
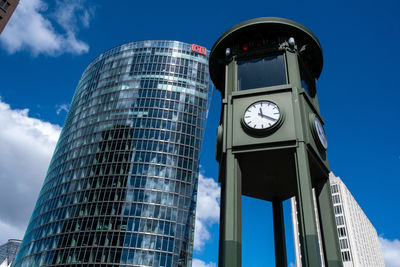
[[209, 17, 342, 267]]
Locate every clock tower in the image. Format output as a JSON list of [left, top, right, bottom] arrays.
[[209, 17, 343, 267]]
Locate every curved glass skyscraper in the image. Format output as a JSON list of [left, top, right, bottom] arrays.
[[14, 40, 210, 267]]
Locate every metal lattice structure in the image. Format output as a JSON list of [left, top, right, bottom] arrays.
[[0, 239, 21, 266]]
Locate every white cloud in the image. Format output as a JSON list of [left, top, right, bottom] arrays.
[[380, 236, 400, 267], [0, 99, 61, 243], [55, 104, 69, 115], [0, 0, 94, 56], [194, 174, 220, 251], [192, 258, 217, 267]]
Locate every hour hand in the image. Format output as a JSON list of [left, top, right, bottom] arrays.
[[258, 108, 264, 118]]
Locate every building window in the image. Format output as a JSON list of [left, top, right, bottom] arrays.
[[332, 194, 341, 204], [341, 251, 351, 262], [339, 239, 349, 249], [300, 69, 316, 96], [237, 54, 287, 90], [334, 205, 342, 215], [338, 227, 347, 237], [331, 184, 338, 193], [335, 215, 344, 226], [0, 0, 9, 11]]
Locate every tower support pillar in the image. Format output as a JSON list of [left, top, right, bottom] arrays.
[[295, 142, 322, 266], [316, 179, 343, 266], [219, 151, 242, 267]]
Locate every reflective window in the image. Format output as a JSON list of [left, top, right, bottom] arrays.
[[336, 215, 345, 226], [339, 238, 349, 249], [334, 205, 342, 215], [341, 251, 351, 262], [338, 227, 347, 237], [332, 194, 341, 204], [237, 54, 286, 90], [299, 56, 316, 96], [300, 69, 316, 96], [331, 184, 339, 193]]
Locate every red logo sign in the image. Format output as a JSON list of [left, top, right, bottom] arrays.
[[192, 44, 207, 55]]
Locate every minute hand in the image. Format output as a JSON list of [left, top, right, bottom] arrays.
[[258, 113, 277, 121]]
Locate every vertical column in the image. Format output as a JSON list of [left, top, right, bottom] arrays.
[[315, 179, 343, 267], [294, 143, 322, 266], [219, 152, 242, 267], [272, 199, 288, 267]]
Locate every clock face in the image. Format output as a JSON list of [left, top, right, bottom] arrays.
[[243, 100, 280, 130], [314, 116, 328, 149]]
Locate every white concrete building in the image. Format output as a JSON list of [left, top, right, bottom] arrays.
[[291, 172, 384, 266]]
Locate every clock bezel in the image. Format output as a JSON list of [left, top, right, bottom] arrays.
[[241, 100, 284, 135], [309, 113, 328, 151]]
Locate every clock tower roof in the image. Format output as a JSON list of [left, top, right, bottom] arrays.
[[209, 17, 323, 91]]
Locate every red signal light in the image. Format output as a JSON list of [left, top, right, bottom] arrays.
[[242, 43, 248, 51]]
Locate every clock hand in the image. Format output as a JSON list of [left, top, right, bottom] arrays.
[[264, 115, 277, 121], [257, 113, 277, 121]]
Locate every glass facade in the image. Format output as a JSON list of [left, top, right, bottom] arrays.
[[13, 40, 210, 267]]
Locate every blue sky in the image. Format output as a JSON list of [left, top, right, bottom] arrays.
[[0, 0, 399, 266]]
